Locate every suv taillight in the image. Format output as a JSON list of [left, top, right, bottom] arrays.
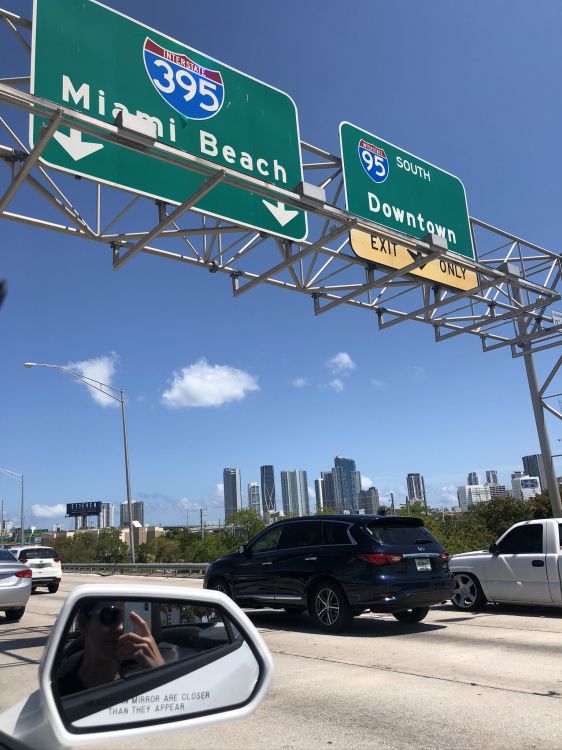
[[357, 553, 403, 565], [440, 551, 451, 561], [15, 569, 32, 579], [53, 557, 61, 563]]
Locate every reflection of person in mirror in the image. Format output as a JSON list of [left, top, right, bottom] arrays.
[[56, 601, 165, 696]]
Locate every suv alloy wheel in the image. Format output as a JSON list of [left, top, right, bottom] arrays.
[[309, 581, 353, 633]]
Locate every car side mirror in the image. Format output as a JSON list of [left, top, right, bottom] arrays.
[[0, 584, 272, 749], [238, 544, 246, 555], [489, 542, 500, 555]]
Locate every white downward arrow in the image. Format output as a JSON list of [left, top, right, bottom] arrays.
[[53, 128, 104, 161], [262, 200, 299, 227]]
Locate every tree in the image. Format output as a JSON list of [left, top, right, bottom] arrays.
[[55, 531, 96, 563], [315, 508, 336, 515], [225, 509, 265, 544], [465, 495, 530, 540], [151, 535, 182, 563], [95, 528, 128, 563]]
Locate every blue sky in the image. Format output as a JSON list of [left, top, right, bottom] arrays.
[[1, 0, 562, 527]]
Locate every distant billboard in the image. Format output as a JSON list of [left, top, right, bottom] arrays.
[[66, 501, 102, 517]]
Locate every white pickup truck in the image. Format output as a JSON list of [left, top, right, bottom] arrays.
[[450, 518, 562, 610]]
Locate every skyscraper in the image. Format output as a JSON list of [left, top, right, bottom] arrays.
[[333, 456, 361, 512], [358, 487, 379, 514], [120, 501, 144, 527], [321, 470, 342, 511], [99, 502, 115, 528], [522, 454, 546, 493], [457, 484, 491, 511], [486, 470, 499, 485], [260, 465, 276, 516], [247, 482, 261, 516], [223, 468, 242, 522], [467, 472, 479, 486], [280, 469, 309, 516], [314, 478, 324, 511], [406, 473, 427, 508], [512, 475, 540, 501]]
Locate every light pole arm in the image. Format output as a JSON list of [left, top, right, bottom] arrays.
[[27, 364, 123, 403]]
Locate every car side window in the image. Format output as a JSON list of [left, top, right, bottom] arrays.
[[277, 522, 322, 550], [250, 528, 282, 554], [323, 521, 352, 545], [497, 524, 543, 554]]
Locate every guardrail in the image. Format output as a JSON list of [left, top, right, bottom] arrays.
[[62, 562, 209, 577]]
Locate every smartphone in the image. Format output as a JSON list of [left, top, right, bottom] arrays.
[[122, 601, 152, 634]]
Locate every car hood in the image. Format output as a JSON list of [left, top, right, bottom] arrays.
[[451, 550, 489, 559], [212, 552, 239, 565]]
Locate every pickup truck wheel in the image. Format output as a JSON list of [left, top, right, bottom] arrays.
[[451, 573, 486, 611], [393, 607, 430, 623]]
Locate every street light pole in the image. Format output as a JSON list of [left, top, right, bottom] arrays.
[[0, 468, 24, 544], [24, 362, 137, 562]]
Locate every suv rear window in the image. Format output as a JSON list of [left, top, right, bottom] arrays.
[[323, 521, 353, 545], [20, 548, 57, 559], [367, 524, 437, 546]]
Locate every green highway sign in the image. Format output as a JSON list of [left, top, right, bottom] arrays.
[[340, 122, 474, 259], [30, 0, 307, 241]]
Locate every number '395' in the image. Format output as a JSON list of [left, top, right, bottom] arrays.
[[151, 59, 220, 112]]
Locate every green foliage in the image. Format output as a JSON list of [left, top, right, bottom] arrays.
[[463, 495, 530, 540], [186, 534, 233, 562], [315, 508, 336, 515], [225, 509, 265, 544], [54, 531, 96, 563], [95, 528, 128, 563], [151, 535, 182, 563]]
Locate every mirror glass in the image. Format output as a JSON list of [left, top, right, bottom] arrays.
[[51, 596, 261, 732]]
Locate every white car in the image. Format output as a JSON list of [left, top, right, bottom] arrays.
[[7, 546, 62, 593], [0, 549, 32, 621]]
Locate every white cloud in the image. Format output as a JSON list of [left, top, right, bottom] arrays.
[[327, 352, 356, 374], [291, 377, 310, 388], [215, 483, 224, 498], [437, 484, 458, 505], [31, 503, 66, 519], [162, 358, 259, 408], [66, 352, 119, 408], [176, 497, 202, 513], [328, 378, 345, 393], [361, 475, 373, 490], [371, 379, 384, 388]]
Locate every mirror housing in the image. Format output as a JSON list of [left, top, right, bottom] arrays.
[[0, 584, 272, 749], [237, 544, 246, 555], [489, 542, 500, 554]]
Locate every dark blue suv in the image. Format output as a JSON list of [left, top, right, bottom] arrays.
[[204, 515, 454, 632]]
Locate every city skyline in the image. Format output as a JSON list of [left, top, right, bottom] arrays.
[[2, 0, 561, 529]]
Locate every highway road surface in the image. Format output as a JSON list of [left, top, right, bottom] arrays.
[[0, 572, 560, 750]]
